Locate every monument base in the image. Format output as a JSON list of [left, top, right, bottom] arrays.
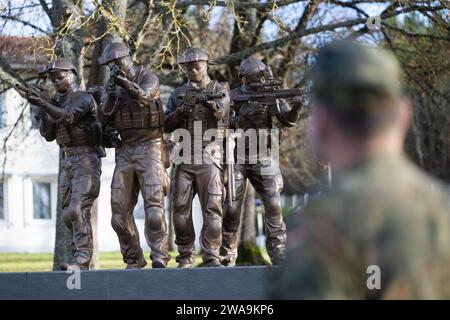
[[0, 266, 274, 300]]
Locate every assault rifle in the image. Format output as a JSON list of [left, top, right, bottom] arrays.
[[232, 87, 308, 104], [15, 82, 49, 103]]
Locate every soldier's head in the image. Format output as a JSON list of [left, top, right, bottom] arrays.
[[42, 59, 78, 93], [99, 42, 134, 78], [238, 57, 269, 85], [309, 39, 411, 167], [178, 47, 209, 83]]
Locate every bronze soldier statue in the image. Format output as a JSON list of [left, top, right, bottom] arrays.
[[165, 47, 230, 267], [220, 57, 304, 266], [270, 40, 450, 299], [22, 59, 102, 271], [99, 42, 170, 269]]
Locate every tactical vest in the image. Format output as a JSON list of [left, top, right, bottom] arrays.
[[56, 125, 72, 145], [182, 80, 226, 144], [55, 93, 102, 147], [113, 67, 164, 132], [234, 90, 281, 153]]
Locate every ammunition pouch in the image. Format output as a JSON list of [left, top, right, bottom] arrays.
[[56, 125, 72, 145], [114, 98, 164, 131]]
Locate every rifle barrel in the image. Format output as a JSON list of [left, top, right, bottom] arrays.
[[206, 92, 226, 100], [232, 88, 306, 102]]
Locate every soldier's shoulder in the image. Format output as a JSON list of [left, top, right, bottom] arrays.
[[74, 90, 95, 102]]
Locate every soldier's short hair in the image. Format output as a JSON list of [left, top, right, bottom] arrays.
[[311, 39, 404, 135]]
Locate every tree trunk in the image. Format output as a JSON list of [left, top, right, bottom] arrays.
[[52, 149, 73, 270], [241, 184, 256, 243], [88, 0, 128, 88], [89, 200, 99, 269], [236, 184, 268, 265], [228, 0, 262, 88], [167, 166, 176, 251]]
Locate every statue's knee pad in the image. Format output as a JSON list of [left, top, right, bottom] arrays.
[[203, 214, 222, 240], [145, 207, 164, 231], [206, 194, 223, 218], [264, 195, 283, 217], [111, 212, 126, 232], [62, 203, 82, 226]]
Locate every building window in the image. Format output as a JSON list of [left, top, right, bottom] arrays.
[[32, 181, 51, 219], [0, 181, 4, 220]]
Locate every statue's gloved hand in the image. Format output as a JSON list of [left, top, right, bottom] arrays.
[[292, 95, 306, 110], [229, 115, 242, 129], [29, 84, 51, 102], [103, 127, 123, 149], [112, 137, 123, 149], [250, 102, 268, 117], [27, 94, 47, 108], [179, 103, 193, 115], [199, 98, 215, 109]]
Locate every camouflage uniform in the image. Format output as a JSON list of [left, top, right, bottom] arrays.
[[99, 42, 169, 268], [220, 57, 302, 266], [164, 48, 230, 267], [270, 154, 450, 299], [269, 40, 450, 299]]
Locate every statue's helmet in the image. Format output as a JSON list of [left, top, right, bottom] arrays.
[[98, 42, 131, 65], [41, 59, 78, 77], [178, 47, 209, 64], [238, 57, 268, 78]]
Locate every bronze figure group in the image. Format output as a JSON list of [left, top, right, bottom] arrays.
[[19, 42, 304, 270]]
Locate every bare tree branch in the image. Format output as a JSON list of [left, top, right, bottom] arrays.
[[383, 22, 450, 41], [159, 0, 303, 10], [216, 4, 446, 64], [131, 0, 156, 56], [0, 14, 50, 34], [39, 0, 54, 25]]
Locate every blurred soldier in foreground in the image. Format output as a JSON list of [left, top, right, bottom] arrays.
[[19, 59, 102, 270], [99, 42, 170, 269], [220, 57, 304, 266], [270, 40, 450, 299], [165, 47, 230, 267]]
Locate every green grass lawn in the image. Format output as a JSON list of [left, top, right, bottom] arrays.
[[0, 251, 203, 272]]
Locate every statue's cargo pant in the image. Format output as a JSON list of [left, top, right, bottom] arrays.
[[61, 146, 101, 267], [110, 138, 170, 265], [220, 162, 287, 265], [172, 163, 224, 265]]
